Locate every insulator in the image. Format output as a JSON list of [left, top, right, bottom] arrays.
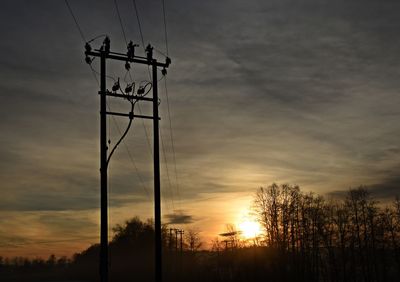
[[146, 44, 153, 61], [127, 41, 134, 58], [85, 42, 92, 52], [125, 61, 130, 71], [104, 36, 110, 54], [112, 78, 120, 92], [85, 56, 92, 64], [137, 87, 145, 95], [161, 68, 167, 76], [166, 57, 171, 66], [125, 84, 133, 94]]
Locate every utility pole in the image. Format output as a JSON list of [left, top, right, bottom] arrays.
[[99, 38, 108, 282], [169, 228, 177, 252], [175, 229, 178, 252], [85, 37, 171, 282], [178, 229, 184, 254], [152, 52, 162, 282], [169, 228, 173, 251]]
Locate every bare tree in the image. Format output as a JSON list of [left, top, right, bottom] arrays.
[[185, 229, 202, 252]]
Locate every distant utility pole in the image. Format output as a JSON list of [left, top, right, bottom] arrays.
[[169, 228, 177, 252], [178, 229, 184, 254], [85, 37, 171, 282]]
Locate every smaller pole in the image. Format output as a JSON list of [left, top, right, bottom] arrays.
[[179, 230, 183, 254], [175, 229, 178, 252]]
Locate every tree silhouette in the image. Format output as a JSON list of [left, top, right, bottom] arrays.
[[2, 184, 400, 282]]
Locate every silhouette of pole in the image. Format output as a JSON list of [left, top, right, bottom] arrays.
[[178, 230, 184, 254], [152, 55, 162, 282], [85, 38, 170, 282], [100, 47, 108, 282], [175, 229, 178, 252]]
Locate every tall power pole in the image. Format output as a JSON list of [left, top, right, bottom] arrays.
[[99, 39, 108, 282], [85, 37, 171, 282]]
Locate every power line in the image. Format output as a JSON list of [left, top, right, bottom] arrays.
[[131, 0, 152, 80], [89, 64, 100, 85], [159, 0, 180, 208], [161, 0, 169, 56], [113, 0, 128, 45], [132, 0, 146, 52], [159, 0, 179, 204], [163, 77, 181, 203], [160, 128, 175, 211], [64, 0, 86, 43], [136, 102, 153, 157]]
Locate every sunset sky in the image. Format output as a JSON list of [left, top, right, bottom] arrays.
[[1, 0, 400, 258]]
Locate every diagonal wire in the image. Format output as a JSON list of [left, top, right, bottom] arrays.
[[89, 64, 100, 85], [163, 77, 181, 203], [132, 0, 145, 50], [161, 0, 169, 56], [160, 128, 175, 211], [64, 0, 86, 43], [114, 0, 128, 45], [132, 0, 152, 79], [160, 0, 180, 209], [136, 103, 153, 158]]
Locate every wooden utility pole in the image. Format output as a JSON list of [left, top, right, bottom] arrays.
[[99, 38, 108, 282], [85, 37, 171, 282]]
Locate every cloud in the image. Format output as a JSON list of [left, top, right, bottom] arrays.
[[165, 210, 194, 225], [328, 172, 400, 202]]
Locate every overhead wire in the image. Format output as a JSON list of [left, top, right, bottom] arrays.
[[160, 0, 181, 207], [110, 0, 153, 202], [161, 0, 169, 56], [87, 34, 108, 43], [110, 1, 157, 202], [132, 0, 146, 51], [113, 0, 128, 45], [89, 60, 116, 82], [131, 0, 152, 79], [64, 0, 86, 43], [65, 0, 115, 249], [163, 77, 181, 203], [160, 128, 175, 211]]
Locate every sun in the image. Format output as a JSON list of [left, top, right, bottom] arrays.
[[238, 220, 262, 239]]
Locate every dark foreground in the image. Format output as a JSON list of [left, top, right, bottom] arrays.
[[2, 185, 400, 281]]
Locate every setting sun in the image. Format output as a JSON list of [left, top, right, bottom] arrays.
[[238, 220, 262, 239]]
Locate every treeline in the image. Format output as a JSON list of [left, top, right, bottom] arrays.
[[0, 255, 70, 267], [251, 184, 400, 281], [0, 254, 71, 282], [1, 184, 400, 282]]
